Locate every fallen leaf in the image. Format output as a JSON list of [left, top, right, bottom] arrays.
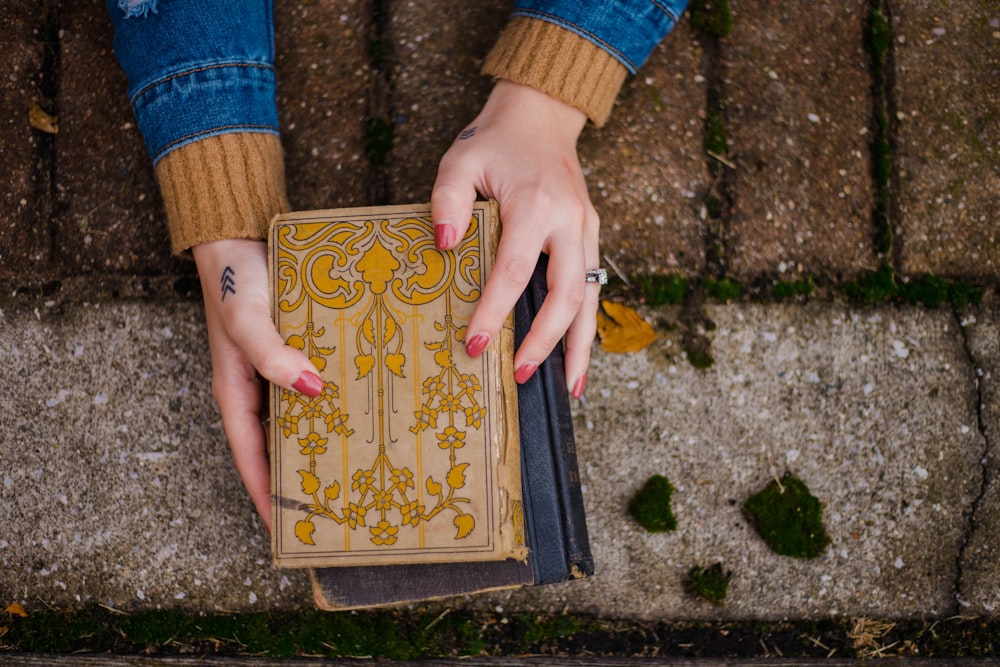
[[5, 603, 27, 618], [28, 101, 58, 134], [596, 301, 658, 353]]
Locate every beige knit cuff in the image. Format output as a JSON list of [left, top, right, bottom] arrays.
[[154, 132, 290, 256], [482, 16, 629, 127]]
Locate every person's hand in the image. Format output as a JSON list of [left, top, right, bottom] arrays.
[[192, 239, 325, 531], [431, 80, 599, 398]]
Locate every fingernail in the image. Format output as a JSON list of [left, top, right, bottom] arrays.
[[466, 334, 489, 357], [435, 223, 456, 249], [292, 370, 324, 397], [571, 373, 587, 399], [514, 363, 538, 384]]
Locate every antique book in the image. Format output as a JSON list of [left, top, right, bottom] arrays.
[[309, 255, 594, 610], [269, 201, 526, 568]]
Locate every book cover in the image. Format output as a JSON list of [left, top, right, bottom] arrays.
[[309, 255, 594, 610], [269, 201, 526, 568]]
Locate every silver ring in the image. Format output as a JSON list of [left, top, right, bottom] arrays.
[[584, 268, 608, 285]]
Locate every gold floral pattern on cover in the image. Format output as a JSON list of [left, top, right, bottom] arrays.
[[270, 202, 522, 568]]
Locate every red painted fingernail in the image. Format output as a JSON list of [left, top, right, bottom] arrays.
[[435, 224, 456, 249], [466, 334, 489, 357], [572, 373, 587, 399], [514, 363, 538, 384], [292, 370, 324, 397]]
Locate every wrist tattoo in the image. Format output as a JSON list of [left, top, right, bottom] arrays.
[[220, 266, 236, 301], [458, 126, 478, 141]]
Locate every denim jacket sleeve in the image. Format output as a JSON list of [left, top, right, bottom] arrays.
[[510, 0, 688, 73], [105, 0, 279, 165]]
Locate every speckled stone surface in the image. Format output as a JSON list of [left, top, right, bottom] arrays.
[[957, 292, 1000, 614], [0, 4, 49, 279], [581, 20, 710, 278], [462, 303, 985, 620], [54, 0, 180, 276], [722, 0, 878, 282], [385, 0, 509, 204], [0, 299, 312, 611], [894, 0, 1000, 280], [275, 0, 374, 211], [1, 298, 995, 620]]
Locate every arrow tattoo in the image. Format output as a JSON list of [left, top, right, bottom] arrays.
[[220, 266, 236, 301]]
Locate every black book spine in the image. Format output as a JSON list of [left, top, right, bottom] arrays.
[[514, 257, 594, 583]]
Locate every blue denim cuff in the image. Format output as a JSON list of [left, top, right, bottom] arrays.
[[512, 0, 688, 73], [131, 61, 280, 164], [106, 0, 279, 164]]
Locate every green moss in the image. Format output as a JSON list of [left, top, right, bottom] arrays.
[[947, 282, 985, 310], [898, 274, 950, 307], [689, 0, 734, 38], [518, 614, 585, 643], [839, 263, 896, 304], [705, 194, 724, 220], [703, 277, 743, 302], [628, 474, 677, 533], [865, 8, 891, 67], [772, 277, 814, 299], [840, 264, 985, 309], [744, 475, 831, 559], [636, 274, 689, 306], [704, 108, 728, 160], [687, 563, 731, 606], [363, 117, 393, 168], [686, 348, 715, 370]]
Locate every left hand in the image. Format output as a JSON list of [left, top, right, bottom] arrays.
[[431, 80, 601, 398], [193, 239, 326, 532]]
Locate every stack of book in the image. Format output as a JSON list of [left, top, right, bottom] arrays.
[[269, 202, 592, 609]]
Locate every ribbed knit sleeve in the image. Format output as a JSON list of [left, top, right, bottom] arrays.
[[482, 16, 628, 127], [154, 132, 290, 256]]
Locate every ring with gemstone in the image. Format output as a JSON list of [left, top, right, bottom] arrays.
[[584, 268, 608, 285]]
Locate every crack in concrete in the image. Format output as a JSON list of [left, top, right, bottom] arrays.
[[365, 0, 395, 205], [951, 306, 993, 613]]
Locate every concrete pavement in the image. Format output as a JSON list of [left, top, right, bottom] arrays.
[[1, 0, 998, 622]]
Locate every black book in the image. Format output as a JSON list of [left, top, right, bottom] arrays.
[[310, 256, 593, 610]]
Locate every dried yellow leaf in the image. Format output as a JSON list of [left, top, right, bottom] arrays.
[[28, 101, 58, 134], [5, 603, 27, 618], [596, 301, 658, 353]]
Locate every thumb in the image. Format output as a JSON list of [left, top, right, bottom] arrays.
[[227, 307, 326, 397], [431, 156, 478, 250]]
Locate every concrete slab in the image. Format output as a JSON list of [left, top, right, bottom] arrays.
[[957, 292, 1000, 614], [2, 297, 988, 621], [894, 0, 1000, 280], [581, 21, 709, 278], [386, 0, 509, 204], [54, 0, 179, 276], [0, 298, 314, 611], [723, 0, 877, 281], [0, 5, 51, 279], [275, 0, 375, 211], [462, 303, 983, 620]]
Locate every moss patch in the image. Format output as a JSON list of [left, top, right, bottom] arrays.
[[703, 277, 743, 302], [772, 277, 814, 299], [363, 117, 394, 168], [744, 474, 831, 559], [687, 564, 731, 606], [685, 348, 715, 370], [628, 474, 677, 533], [689, 0, 734, 39], [636, 274, 689, 306], [840, 263, 984, 308]]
